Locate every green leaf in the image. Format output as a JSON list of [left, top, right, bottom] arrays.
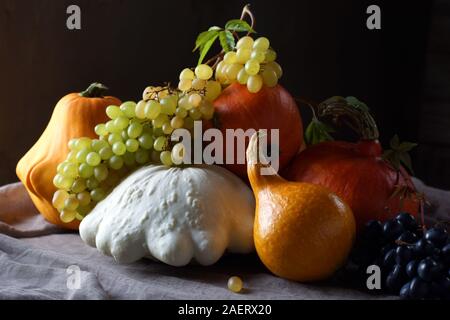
[[399, 152, 414, 175], [383, 134, 417, 174], [197, 32, 219, 65], [390, 134, 400, 149], [219, 30, 235, 52], [225, 19, 255, 33], [346, 96, 369, 112], [305, 119, 334, 145], [193, 30, 219, 52], [397, 141, 418, 152], [208, 26, 222, 31]]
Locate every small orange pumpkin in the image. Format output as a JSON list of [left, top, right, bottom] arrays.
[[16, 83, 121, 229]]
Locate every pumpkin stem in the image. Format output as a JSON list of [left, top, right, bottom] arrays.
[[317, 96, 379, 140], [246, 131, 283, 190], [80, 83, 109, 98]]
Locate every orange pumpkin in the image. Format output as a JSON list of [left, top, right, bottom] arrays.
[[16, 83, 121, 229]]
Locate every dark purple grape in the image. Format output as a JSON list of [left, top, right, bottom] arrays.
[[425, 227, 448, 248], [386, 264, 406, 292], [383, 248, 397, 269], [383, 219, 404, 240], [399, 281, 411, 299], [413, 239, 436, 258], [441, 244, 450, 264], [396, 246, 413, 265], [406, 260, 419, 279], [409, 277, 429, 299], [396, 231, 419, 244], [380, 244, 394, 257], [396, 212, 418, 232], [417, 257, 443, 281]]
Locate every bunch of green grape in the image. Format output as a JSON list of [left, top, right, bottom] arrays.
[[215, 36, 283, 93], [52, 79, 220, 223]]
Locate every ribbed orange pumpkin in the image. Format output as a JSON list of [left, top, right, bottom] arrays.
[[16, 83, 121, 229]]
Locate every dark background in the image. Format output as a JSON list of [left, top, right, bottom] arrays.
[[0, 0, 449, 188]]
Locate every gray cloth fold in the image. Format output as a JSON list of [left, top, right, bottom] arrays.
[[0, 180, 448, 300]]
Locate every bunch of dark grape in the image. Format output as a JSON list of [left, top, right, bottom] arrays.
[[347, 212, 449, 299]]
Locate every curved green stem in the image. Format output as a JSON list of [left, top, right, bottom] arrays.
[[80, 83, 109, 98]]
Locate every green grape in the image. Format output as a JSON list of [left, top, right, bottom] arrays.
[[52, 190, 69, 210], [125, 139, 139, 152], [250, 50, 266, 63], [264, 49, 277, 62], [53, 174, 73, 191], [175, 107, 188, 118], [71, 178, 87, 193], [262, 68, 278, 87], [162, 123, 174, 135], [79, 163, 94, 178], [138, 133, 154, 150], [226, 63, 243, 81], [178, 96, 194, 110], [77, 205, 92, 216], [109, 155, 124, 170], [160, 151, 173, 166], [236, 48, 251, 64], [95, 123, 108, 136], [86, 176, 100, 189], [106, 105, 123, 119], [112, 142, 126, 155], [135, 148, 150, 164], [144, 100, 162, 120], [215, 61, 227, 82], [94, 164, 109, 182], [105, 120, 120, 133], [189, 108, 202, 120], [108, 133, 122, 145], [114, 116, 129, 130], [171, 143, 185, 165], [75, 137, 92, 150], [76, 149, 90, 163], [99, 146, 113, 160], [245, 59, 260, 76], [184, 117, 194, 130], [236, 36, 254, 49], [57, 161, 68, 174], [192, 78, 206, 90], [152, 114, 169, 128], [151, 150, 161, 163], [123, 152, 136, 167], [68, 139, 78, 150], [90, 188, 106, 202], [121, 129, 129, 141], [170, 116, 184, 129], [77, 191, 91, 207], [64, 196, 79, 211], [153, 127, 164, 137], [205, 81, 222, 101], [195, 64, 213, 80], [127, 122, 143, 139], [142, 123, 153, 134], [199, 100, 214, 118], [135, 100, 147, 119], [86, 152, 101, 166], [120, 101, 136, 118], [153, 136, 167, 151], [247, 74, 263, 93], [178, 79, 192, 91], [253, 37, 270, 51], [265, 61, 283, 78], [179, 68, 195, 80], [237, 68, 250, 84], [60, 210, 76, 223], [188, 93, 202, 107], [67, 150, 77, 162], [91, 139, 108, 152], [224, 51, 237, 64], [160, 96, 177, 115]]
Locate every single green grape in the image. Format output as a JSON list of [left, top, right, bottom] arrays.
[[175, 107, 188, 118], [125, 139, 139, 152], [109, 155, 124, 170], [189, 108, 202, 120], [95, 123, 108, 136], [135, 100, 147, 119], [178, 79, 192, 91], [127, 122, 143, 139], [188, 93, 202, 108], [153, 127, 164, 137], [106, 105, 123, 119], [205, 81, 222, 101], [153, 136, 167, 151], [77, 191, 91, 207], [237, 68, 250, 85], [77, 205, 92, 216], [179, 68, 195, 80], [195, 64, 213, 80], [54, 175, 73, 191], [152, 114, 169, 129], [144, 100, 162, 120], [76, 149, 90, 164], [265, 61, 283, 78], [60, 210, 76, 223], [75, 137, 92, 150], [99, 146, 113, 160], [178, 96, 194, 110], [160, 151, 173, 166], [71, 178, 87, 193], [264, 49, 277, 62], [64, 196, 79, 211], [138, 133, 154, 150], [247, 74, 263, 93], [245, 59, 260, 76], [94, 164, 109, 182], [170, 116, 184, 129], [135, 148, 150, 164], [236, 48, 251, 64], [86, 152, 101, 166], [52, 190, 69, 210], [120, 101, 136, 118], [227, 276, 243, 293], [253, 37, 270, 51], [262, 68, 278, 87], [224, 51, 237, 64], [91, 139, 108, 152], [191, 78, 206, 90], [114, 116, 129, 130], [68, 139, 78, 150], [108, 133, 122, 145], [236, 36, 254, 49], [121, 129, 129, 141], [63, 163, 78, 178], [79, 163, 94, 178], [90, 188, 106, 202], [86, 176, 100, 189], [67, 151, 77, 162], [162, 123, 174, 135], [250, 50, 266, 63], [160, 96, 177, 115], [105, 120, 120, 133], [226, 63, 243, 81], [112, 142, 126, 155]]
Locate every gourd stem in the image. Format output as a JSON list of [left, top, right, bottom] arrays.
[[80, 83, 109, 98], [317, 97, 380, 140]]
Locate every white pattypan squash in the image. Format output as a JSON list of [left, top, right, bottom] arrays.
[[79, 164, 255, 266]]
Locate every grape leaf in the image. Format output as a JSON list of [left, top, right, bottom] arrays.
[[209, 26, 222, 31], [197, 32, 220, 65], [345, 96, 369, 112], [193, 30, 219, 52], [225, 19, 255, 33], [219, 30, 235, 52], [382, 134, 417, 174], [305, 119, 335, 145]]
